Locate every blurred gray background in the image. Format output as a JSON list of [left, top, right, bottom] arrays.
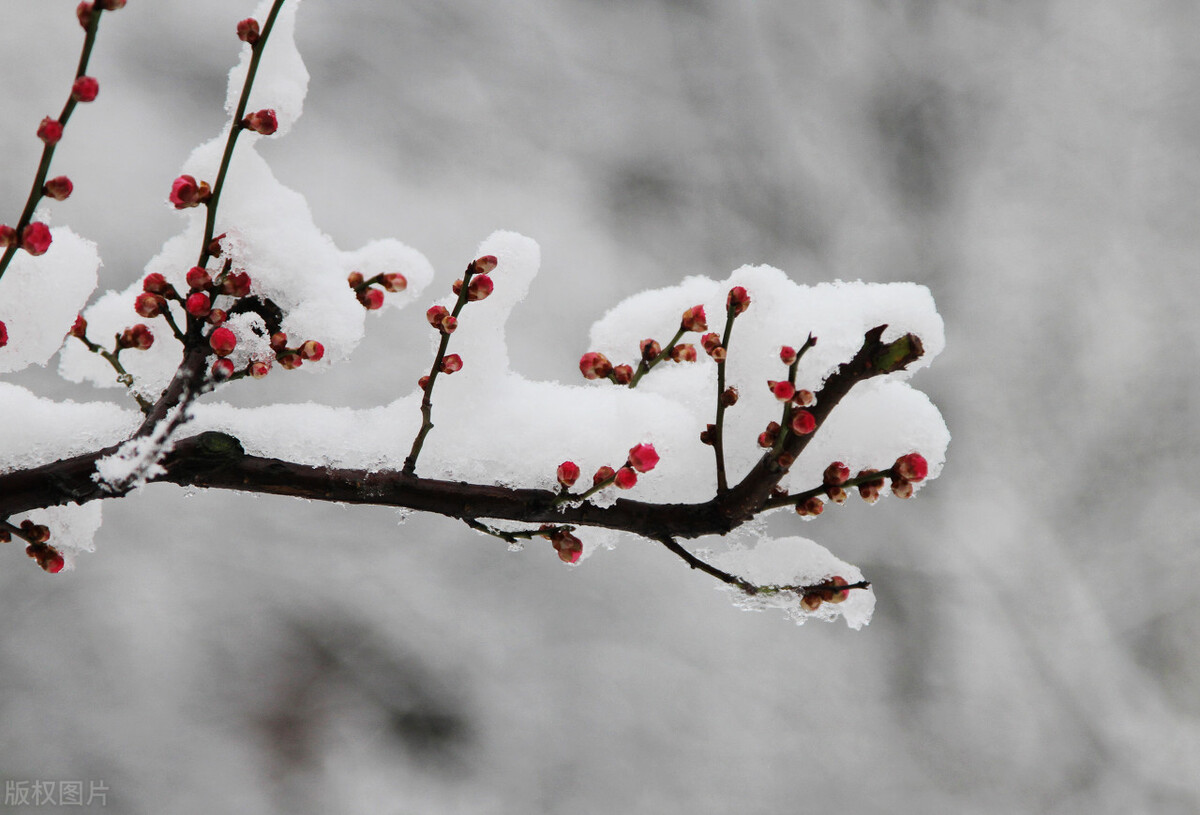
[[2, 1, 1199, 812]]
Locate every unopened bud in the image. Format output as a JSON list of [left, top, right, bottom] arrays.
[[640, 338, 661, 362]]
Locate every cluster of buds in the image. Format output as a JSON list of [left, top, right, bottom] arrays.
[[700, 332, 726, 361], [8, 520, 64, 574], [558, 443, 660, 497], [1, 222, 53, 256], [578, 300, 726, 386], [348, 269, 410, 310], [823, 461, 851, 504], [890, 452, 928, 499], [795, 495, 824, 517], [116, 323, 154, 351], [799, 576, 851, 612]]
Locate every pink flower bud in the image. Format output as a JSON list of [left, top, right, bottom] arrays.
[[142, 273, 171, 294], [347, 271, 364, 288], [185, 292, 211, 317], [680, 304, 707, 332], [169, 175, 210, 209], [358, 288, 384, 310], [220, 272, 251, 297], [440, 315, 458, 333], [269, 332, 288, 351], [640, 338, 661, 362], [37, 118, 63, 145], [790, 409, 816, 435], [43, 552, 66, 574], [769, 380, 795, 402], [795, 496, 824, 517], [0, 224, 16, 247], [77, 2, 94, 28], [0, 320, 7, 349], [710, 346, 727, 362], [857, 469, 884, 504], [669, 343, 697, 363], [551, 530, 583, 564], [894, 452, 928, 482], [823, 461, 850, 486], [242, 109, 278, 135], [757, 421, 781, 449], [800, 593, 825, 612], [592, 465, 615, 487], [134, 292, 166, 318], [726, 286, 750, 315], [474, 255, 498, 274], [418, 375, 430, 391], [793, 389, 815, 407], [440, 353, 463, 374], [579, 351, 613, 380], [21, 222, 52, 255], [614, 467, 638, 489], [452, 279, 463, 296], [207, 309, 227, 326], [557, 461, 580, 488], [779, 345, 797, 365], [237, 18, 260, 43], [71, 76, 99, 103], [249, 360, 271, 378], [627, 442, 659, 473], [209, 326, 237, 357], [69, 314, 87, 339], [43, 176, 73, 201], [891, 477, 914, 499], [827, 576, 851, 604], [612, 364, 633, 385], [467, 274, 494, 301], [826, 486, 848, 504], [278, 351, 302, 370], [426, 305, 451, 329], [299, 340, 324, 361], [186, 266, 212, 290], [211, 358, 235, 380], [119, 324, 153, 350], [381, 272, 408, 292]]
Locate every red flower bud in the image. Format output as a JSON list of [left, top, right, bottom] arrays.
[[669, 343, 697, 363], [857, 469, 885, 504], [278, 351, 302, 369], [43, 552, 66, 574], [77, 2, 94, 28], [639, 338, 661, 362], [185, 292, 211, 317], [142, 273, 171, 294], [614, 467, 638, 489], [700, 424, 716, 445], [440, 315, 458, 333], [0, 224, 16, 248], [680, 304, 707, 332], [892, 477, 914, 499], [69, 314, 87, 339], [452, 279, 463, 296], [627, 442, 659, 473], [579, 351, 613, 380], [726, 286, 750, 315], [358, 287, 384, 309], [381, 272, 407, 292], [467, 274, 494, 301], [790, 409, 816, 435], [612, 364, 633, 385], [418, 375, 430, 391], [440, 353, 463, 374], [827, 576, 851, 604], [169, 175, 210, 209], [720, 386, 738, 406], [21, 222, 52, 256], [757, 421, 781, 449], [134, 292, 166, 318], [211, 358, 235, 380], [299, 340, 324, 361], [796, 496, 824, 517], [826, 486, 848, 504], [347, 271, 364, 289], [426, 305, 451, 329], [592, 465, 615, 486], [0, 320, 7, 349], [119, 324, 154, 350], [71, 76, 99, 103], [269, 332, 288, 351], [37, 118, 63, 145], [823, 461, 850, 485], [779, 345, 797, 365], [43, 176, 73, 201], [894, 452, 928, 482], [557, 461, 580, 488], [220, 272, 251, 298], [474, 255, 499, 274], [236, 18, 260, 43], [207, 309, 228, 326], [209, 326, 237, 357], [207, 233, 226, 258], [793, 389, 815, 407], [249, 360, 271, 378], [550, 529, 583, 564], [769, 380, 795, 402], [242, 109, 278, 136], [186, 266, 212, 290]]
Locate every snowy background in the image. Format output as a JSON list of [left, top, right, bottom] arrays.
[[2, 1, 1199, 812]]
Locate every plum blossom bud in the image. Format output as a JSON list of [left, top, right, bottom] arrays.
[[614, 467, 638, 489], [185, 292, 211, 317], [381, 273, 407, 292], [823, 461, 850, 486], [221, 272, 251, 297], [37, 118, 63, 145], [209, 326, 237, 357], [776, 453, 794, 470], [669, 343, 697, 363], [0, 320, 7, 349], [592, 465, 615, 487], [358, 288, 384, 309], [169, 175, 210, 209], [474, 255, 499, 274], [207, 309, 227, 326], [134, 292, 166, 318], [426, 305, 451, 329], [71, 76, 99, 103], [43, 176, 73, 201], [556, 461, 580, 488], [627, 442, 659, 473], [440, 354, 463, 374], [826, 576, 851, 604], [894, 452, 929, 482], [249, 360, 271, 378], [857, 469, 885, 503], [701, 332, 721, 354], [709, 346, 727, 362], [699, 424, 716, 445], [452, 279, 463, 296], [0, 225, 16, 248], [242, 109, 278, 135], [77, 2, 94, 28], [418, 375, 430, 391], [299, 340, 324, 361], [211, 358, 235, 380], [69, 314, 87, 339], [269, 332, 288, 351], [826, 486, 848, 504], [207, 233, 226, 258], [550, 530, 583, 564], [795, 496, 824, 517], [467, 274, 494, 301], [793, 389, 815, 408], [726, 286, 750, 315], [612, 364, 633, 385], [440, 315, 458, 334], [278, 351, 302, 370], [891, 477, 914, 499], [142, 273, 172, 294], [800, 592, 825, 612], [21, 222, 52, 255], [790, 409, 816, 435], [347, 271, 364, 289], [186, 266, 212, 290], [680, 304, 707, 332], [579, 351, 613, 380], [757, 421, 780, 449], [237, 18, 261, 43], [769, 380, 795, 402], [118, 324, 153, 350], [720, 386, 738, 407], [779, 345, 797, 365], [639, 338, 661, 362]]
